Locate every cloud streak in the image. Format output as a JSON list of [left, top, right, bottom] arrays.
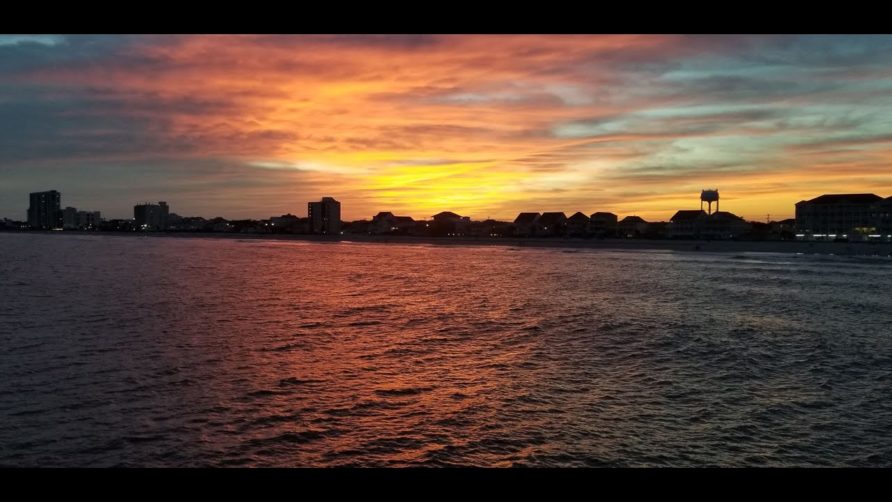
[[3, 35, 892, 220]]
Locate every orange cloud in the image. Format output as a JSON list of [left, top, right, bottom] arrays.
[[4, 35, 892, 221]]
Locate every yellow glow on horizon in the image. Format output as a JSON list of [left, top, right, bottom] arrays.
[[19, 35, 892, 222]]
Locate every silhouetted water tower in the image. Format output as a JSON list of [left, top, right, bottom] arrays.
[[701, 189, 719, 214]]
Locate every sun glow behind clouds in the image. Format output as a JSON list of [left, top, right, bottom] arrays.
[[3, 34, 892, 220]]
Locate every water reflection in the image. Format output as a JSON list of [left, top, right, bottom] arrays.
[[1, 233, 890, 466]]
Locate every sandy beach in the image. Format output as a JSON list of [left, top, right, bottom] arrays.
[[7, 230, 892, 256]]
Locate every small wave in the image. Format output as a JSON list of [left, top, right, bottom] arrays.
[[265, 342, 304, 352], [278, 377, 326, 387], [244, 429, 335, 448], [246, 389, 290, 398], [374, 386, 435, 397], [348, 320, 381, 327]]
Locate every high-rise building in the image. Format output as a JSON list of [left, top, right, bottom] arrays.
[[134, 201, 170, 230], [308, 197, 341, 234], [28, 190, 62, 229]]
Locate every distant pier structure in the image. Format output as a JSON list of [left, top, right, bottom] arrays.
[[701, 189, 719, 214]]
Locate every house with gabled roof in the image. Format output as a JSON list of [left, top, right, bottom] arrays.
[[668, 210, 707, 238], [617, 216, 649, 238], [589, 212, 617, 237], [513, 212, 540, 237], [566, 212, 590, 237], [534, 212, 567, 237]]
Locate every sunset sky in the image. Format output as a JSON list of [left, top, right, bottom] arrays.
[[2, 34, 892, 222]]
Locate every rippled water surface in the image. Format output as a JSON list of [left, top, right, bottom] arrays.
[[1, 233, 891, 467]]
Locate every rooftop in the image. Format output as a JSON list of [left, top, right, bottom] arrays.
[[710, 211, 745, 221], [799, 193, 883, 205], [513, 212, 540, 225], [620, 216, 647, 224], [537, 212, 567, 225], [670, 210, 706, 222], [432, 211, 462, 220]]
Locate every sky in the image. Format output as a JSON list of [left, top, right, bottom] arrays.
[[2, 34, 892, 222]]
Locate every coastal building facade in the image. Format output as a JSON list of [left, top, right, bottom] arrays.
[[134, 201, 170, 231], [370, 212, 415, 235], [28, 190, 62, 230], [534, 212, 567, 237], [62, 207, 79, 230], [308, 197, 341, 234], [566, 212, 590, 237], [618, 216, 649, 238], [668, 210, 751, 239], [431, 211, 470, 236], [589, 212, 617, 237], [513, 212, 540, 237], [795, 193, 885, 240], [668, 210, 707, 238]]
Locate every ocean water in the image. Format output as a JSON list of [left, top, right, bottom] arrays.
[[1, 232, 890, 467]]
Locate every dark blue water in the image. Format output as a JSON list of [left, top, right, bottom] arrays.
[[1, 233, 890, 466]]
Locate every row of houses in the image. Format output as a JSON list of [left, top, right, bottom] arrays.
[[512, 210, 753, 239], [356, 210, 622, 238], [352, 211, 475, 237], [356, 208, 755, 240], [513, 212, 624, 237]]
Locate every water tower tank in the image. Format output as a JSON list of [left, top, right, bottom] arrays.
[[701, 189, 719, 214]]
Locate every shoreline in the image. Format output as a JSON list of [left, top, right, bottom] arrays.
[[4, 229, 892, 256]]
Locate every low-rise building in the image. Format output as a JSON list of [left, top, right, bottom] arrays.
[[512, 212, 540, 237], [701, 211, 751, 239], [370, 212, 416, 234], [668, 210, 707, 238], [668, 210, 750, 239], [62, 207, 79, 230], [566, 212, 590, 237], [342, 220, 371, 234], [470, 219, 511, 237], [795, 193, 882, 239], [431, 211, 470, 236], [618, 216, 649, 238], [589, 212, 618, 237], [534, 212, 567, 237]]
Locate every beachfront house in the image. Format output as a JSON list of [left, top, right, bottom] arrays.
[[513, 212, 540, 237], [370, 211, 416, 235], [701, 211, 751, 239], [617, 216, 649, 238], [668, 210, 751, 239], [431, 211, 471, 237], [668, 210, 707, 239], [589, 212, 618, 237], [566, 212, 590, 237], [470, 219, 511, 237], [534, 212, 567, 237]]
